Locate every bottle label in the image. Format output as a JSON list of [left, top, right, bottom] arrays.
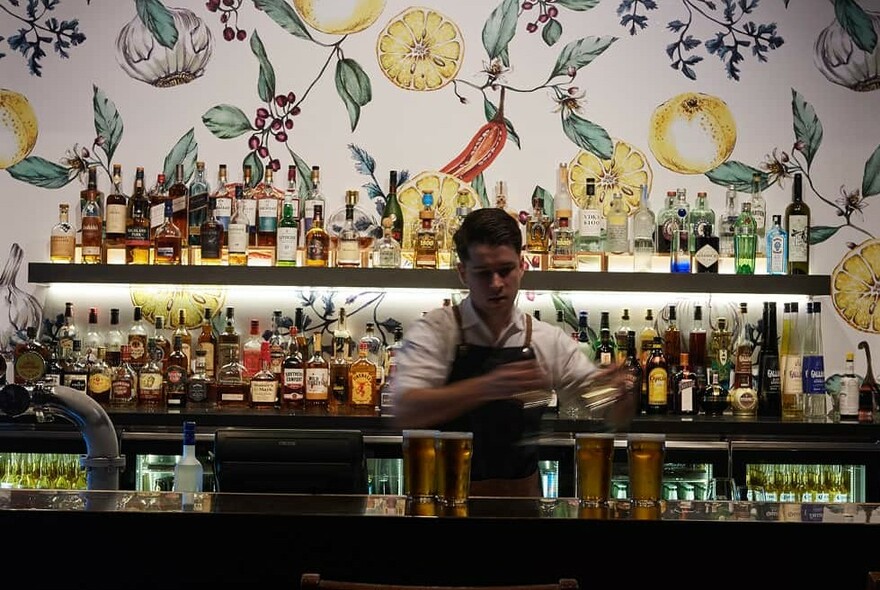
[[801, 355, 825, 394], [106, 204, 127, 234], [768, 235, 786, 273], [172, 195, 187, 213], [110, 379, 133, 403], [198, 343, 215, 375], [228, 223, 247, 253], [63, 373, 87, 392], [126, 225, 150, 247], [240, 200, 257, 227], [307, 235, 327, 262], [150, 203, 165, 228], [338, 240, 360, 265], [201, 227, 222, 260], [88, 372, 112, 396], [782, 355, 803, 394], [14, 351, 46, 382], [258, 199, 278, 231], [277, 228, 298, 261], [250, 380, 277, 403], [839, 375, 860, 416], [579, 209, 603, 238], [647, 367, 668, 406], [599, 351, 612, 367], [188, 380, 208, 403], [214, 197, 232, 228], [788, 214, 809, 262], [694, 242, 719, 269], [350, 370, 375, 405], [679, 377, 695, 413], [305, 367, 329, 400], [139, 371, 163, 402]]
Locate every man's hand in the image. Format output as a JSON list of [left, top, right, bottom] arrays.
[[559, 365, 638, 429], [482, 359, 552, 402]]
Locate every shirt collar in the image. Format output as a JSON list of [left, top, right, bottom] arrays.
[[459, 296, 526, 346]]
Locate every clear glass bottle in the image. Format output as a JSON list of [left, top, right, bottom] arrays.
[[372, 217, 402, 268], [802, 301, 827, 419], [670, 207, 691, 273], [125, 167, 152, 265], [688, 190, 715, 254], [656, 189, 677, 254], [632, 184, 655, 272], [242, 318, 263, 380], [550, 215, 576, 270], [336, 189, 361, 268], [153, 199, 182, 265], [766, 214, 788, 275], [305, 203, 330, 267], [733, 200, 757, 275], [216, 346, 250, 409], [83, 306, 103, 361], [577, 176, 604, 254], [227, 184, 249, 267], [359, 322, 385, 387], [839, 351, 860, 421], [302, 165, 324, 238], [719, 185, 738, 258], [187, 160, 211, 253], [50, 203, 75, 263], [446, 188, 473, 267], [80, 165, 104, 264], [750, 172, 767, 256], [785, 172, 811, 275], [106, 307, 125, 354], [414, 192, 439, 269], [604, 191, 629, 255], [276, 165, 300, 267]]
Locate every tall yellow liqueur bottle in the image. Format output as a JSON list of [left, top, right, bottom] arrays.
[[414, 192, 439, 269], [125, 167, 151, 265], [104, 163, 127, 264], [80, 165, 104, 264], [305, 203, 330, 267], [50, 203, 75, 263]]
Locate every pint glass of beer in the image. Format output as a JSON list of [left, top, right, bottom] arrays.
[[402, 429, 439, 503], [574, 432, 615, 506], [435, 431, 473, 506], [626, 433, 666, 506]]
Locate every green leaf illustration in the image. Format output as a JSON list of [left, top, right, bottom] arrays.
[[243, 151, 264, 185], [555, 0, 600, 11], [704, 161, 764, 192], [7, 157, 74, 189], [135, 0, 178, 50], [542, 19, 562, 47], [532, 185, 554, 217], [250, 31, 276, 104], [471, 173, 489, 208], [253, 0, 314, 42], [810, 225, 840, 245], [550, 36, 617, 79], [551, 293, 577, 332], [92, 85, 123, 163], [202, 105, 254, 139], [483, 96, 521, 149], [791, 89, 823, 171], [863, 144, 880, 198], [482, 0, 519, 67], [335, 58, 372, 132], [162, 128, 197, 188], [562, 113, 612, 159], [285, 145, 313, 196], [835, 0, 877, 53]]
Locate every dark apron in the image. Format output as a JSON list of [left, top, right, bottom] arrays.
[[438, 306, 544, 498]]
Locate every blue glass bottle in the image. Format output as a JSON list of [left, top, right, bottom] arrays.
[[766, 214, 788, 275]]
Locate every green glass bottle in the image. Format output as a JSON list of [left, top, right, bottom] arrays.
[[382, 170, 404, 246], [733, 201, 757, 275]]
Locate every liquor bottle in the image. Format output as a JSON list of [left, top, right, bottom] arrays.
[[61, 338, 88, 392], [672, 351, 697, 415], [50, 203, 76, 263], [614, 308, 632, 365], [125, 167, 152, 265], [447, 189, 473, 267], [255, 166, 280, 250], [185, 349, 212, 406], [153, 199, 182, 265], [382, 170, 404, 246], [525, 193, 551, 269], [199, 183, 225, 266], [197, 307, 217, 379], [719, 185, 738, 258], [276, 165, 300, 267], [45, 342, 66, 387], [211, 163, 232, 237], [709, 317, 732, 389], [109, 345, 137, 407], [58, 301, 78, 359], [281, 326, 305, 409], [329, 340, 351, 413], [164, 334, 189, 409], [293, 307, 310, 358], [227, 184, 249, 266], [411, 192, 438, 269], [13, 325, 49, 385], [785, 172, 811, 275], [701, 369, 729, 416], [81, 166, 104, 264], [670, 190, 691, 272], [733, 201, 757, 275], [86, 346, 112, 404], [576, 310, 596, 359], [493, 179, 525, 246], [645, 336, 669, 415], [694, 224, 720, 273], [631, 184, 655, 272], [168, 163, 189, 249], [153, 315, 171, 367], [576, 176, 605, 265], [349, 341, 379, 415], [656, 189, 677, 254], [83, 306, 103, 361], [779, 302, 792, 393], [688, 304, 708, 381], [240, 165, 258, 247], [103, 163, 127, 263], [215, 345, 249, 409], [305, 203, 330, 267], [380, 326, 404, 413], [187, 161, 211, 253], [372, 217, 402, 268], [305, 332, 330, 407], [839, 351, 859, 421], [173, 308, 192, 369], [781, 301, 804, 420], [172, 421, 204, 495], [621, 330, 643, 413], [801, 301, 827, 420], [359, 322, 385, 386], [550, 215, 576, 270], [638, 308, 657, 366], [688, 190, 715, 254], [249, 341, 278, 409], [106, 308, 125, 354], [750, 172, 767, 256], [857, 341, 877, 423], [302, 165, 324, 238], [731, 303, 752, 389], [242, 318, 263, 379], [757, 301, 781, 417], [766, 214, 788, 275], [268, 309, 286, 379], [663, 304, 682, 371], [594, 323, 616, 368], [604, 192, 629, 255], [217, 306, 240, 370], [148, 172, 170, 241], [127, 305, 149, 370], [138, 338, 164, 406], [337, 189, 362, 268]]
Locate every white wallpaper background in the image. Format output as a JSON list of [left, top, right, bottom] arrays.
[[0, 0, 878, 380]]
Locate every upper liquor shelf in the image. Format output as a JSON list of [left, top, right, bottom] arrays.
[[28, 263, 831, 295]]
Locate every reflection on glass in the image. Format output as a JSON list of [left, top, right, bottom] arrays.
[[0, 453, 86, 490]]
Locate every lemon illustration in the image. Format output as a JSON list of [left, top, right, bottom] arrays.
[[648, 92, 737, 175], [831, 238, 880, 333], [130, 286, 226, 328], [397, 170, 478, 249], [0, 89, 38, 169], [376, 6, 463, 91], [568, 139, 653, 216], [292, 0, 386, 35]]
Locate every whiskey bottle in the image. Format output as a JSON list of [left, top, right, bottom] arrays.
[[276, 165, 300, 267], [109, 345, 137, 407], [83, 306, 104, 361], [281, 326, 306, 409], [241, 318, 263, 379], [186, 349, 213, 406], [785, 172, 811, 275], [153, 315, 171, 368], [86, 346, 112, 404], [173, 308, 192, 370], [645, 336, 669, 414], [164, 334, 189, 409], [152, 200, 182, 265], [621, 330, 643, 413], [240, 165, 258, 247], [414, 192, 439, 269], [197, 307, 217, 379], [227, 184, 249, 266], [104, 163, 128, 264], [336, 189, 362, 268], [127, 305, 149, 371], [62, 338, 88, 392], [188, 160, 211, 253], [106, 307, 125, 354], [663, 304, 682, 371], [359, 322, 385, 387], [148, 172, 169, 242], [614, 308, 632, 365], [168, 163, 189, 249], [199, 183, 225, 266], [217, 306, 241, 370], [211, 163, 232, 238], [305, 203, 330, 267], [268, 309, 287, 379], [58, 301, 78, 359], [255, 166, 281, 252], [329, 340, 351, 413], [13, 325, 49, 385], [80, 165, 104, 264], [50, 203, 76, 264], [638, 308, 657, 366], [249, 340, 278, 409], [305, 332, 330, 407], [215, 346, 249, 409], [125, 167, 152, 264], [349, 341, 379, 414], [688, 305, 708, 384]]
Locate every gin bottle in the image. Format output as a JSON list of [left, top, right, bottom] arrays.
[[766, 214, 788, 275], [656, 189, 677, 254], [688, 191, 715, 253], [719, 185, 738, 257], [733, 201, 757, 275], [631, 184, 655, 272]]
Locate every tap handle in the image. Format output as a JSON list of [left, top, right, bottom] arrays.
[[0, 383, 32, 417]]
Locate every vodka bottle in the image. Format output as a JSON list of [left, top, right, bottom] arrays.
[[577, 176, 604, 253], [173, 421, 204, 507]]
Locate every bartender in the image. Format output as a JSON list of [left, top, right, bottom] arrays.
[[391, 207, 634, 497]]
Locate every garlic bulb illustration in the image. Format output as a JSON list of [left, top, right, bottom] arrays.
[[0, 243, 42, 354], [116, 6, 213, 88], [814, 9, 880, 92]]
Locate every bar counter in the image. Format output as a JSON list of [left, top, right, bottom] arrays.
[[4, 490, 879, 589]]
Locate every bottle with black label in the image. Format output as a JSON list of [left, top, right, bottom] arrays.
[[757, 301, 781, 417], [694, 223, 720, 273]]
